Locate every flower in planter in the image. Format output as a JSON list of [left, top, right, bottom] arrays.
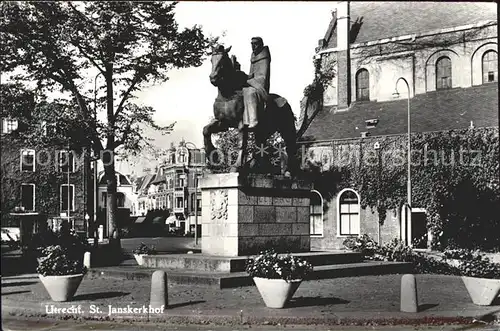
[[133, 243, 157, 255], [245, 249, 313, 281], [37, 245, 87, 276], [456, 255, 500, 279]]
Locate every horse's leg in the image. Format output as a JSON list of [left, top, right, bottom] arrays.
[[277, 102, 299, 177], [203, 119, 228, 166], [231, 128, 249, 172], [203, 119, 218, 155]]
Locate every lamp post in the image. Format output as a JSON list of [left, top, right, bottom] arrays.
[[393, 77, 411, 245], [66, 143, 71, 229], [194, 170, 202, 246]]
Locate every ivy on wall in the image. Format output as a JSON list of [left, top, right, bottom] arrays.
[[0, 136, 87, 226], [303, 57, 336, 102], [303, 127, 500, 250]]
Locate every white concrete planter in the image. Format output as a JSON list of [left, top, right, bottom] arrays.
[[39, 274, 84, 302], [134, 254, 146, 266], [253, 277, 302, 309], [462, 276, 500, 306]]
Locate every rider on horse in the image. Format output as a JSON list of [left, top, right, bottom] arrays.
[[243, 37, 271, 130]]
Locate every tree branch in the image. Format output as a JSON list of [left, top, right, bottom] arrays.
[[113, 117, 135, 149], [114, 73, 142, 120], [72, 42, 106, 75]]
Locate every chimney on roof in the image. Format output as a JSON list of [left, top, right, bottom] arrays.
[[336, 1, 351, 110]]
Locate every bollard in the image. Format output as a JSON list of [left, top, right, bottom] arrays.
[[83, 252, 91, 269], [400, 274, 418, 313], [150, 270, 168, 309]]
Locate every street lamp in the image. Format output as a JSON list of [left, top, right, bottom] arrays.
[[393, 77, 411, 245], [194, 171, 203, 246], [84, 213, 90, 242]]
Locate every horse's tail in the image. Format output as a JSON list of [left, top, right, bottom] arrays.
[[267, 94, 299, 175]]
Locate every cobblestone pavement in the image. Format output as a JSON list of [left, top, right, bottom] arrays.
[[2, 273, 499, 327]]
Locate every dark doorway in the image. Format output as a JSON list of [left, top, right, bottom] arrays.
[[411, 212, 428, 249]]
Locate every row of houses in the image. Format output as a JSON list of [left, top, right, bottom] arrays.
[[1, 113, 205, 237], [89, 141, 205, 236]]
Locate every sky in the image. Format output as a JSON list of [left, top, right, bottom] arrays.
[[121, 1, 336, 175]]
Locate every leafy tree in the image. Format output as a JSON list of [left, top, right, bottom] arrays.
[[1, 2, 217, 245]]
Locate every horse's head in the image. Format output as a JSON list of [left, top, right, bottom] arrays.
[[209, 45, 233, 86]]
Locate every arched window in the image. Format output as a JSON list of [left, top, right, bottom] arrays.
[[436, 56, 452, 89], [356, 69, 370, 101], [482, 50, 498, 83], [310, 190, 323, 236], [338, 189, 360, 236], [116, 192, 125, 208]]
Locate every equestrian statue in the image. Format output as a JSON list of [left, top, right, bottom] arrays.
[[203, 37, 299, 177]]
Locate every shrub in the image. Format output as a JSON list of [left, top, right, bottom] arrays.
[[36, 245, 87, 276], [245, 249, 313, 281], [443, 248, 478, 260], [342, 234, 463, 275], [133, 242, 156, 255], [342, 235, 379, 259], [377, 239, 415, 262]]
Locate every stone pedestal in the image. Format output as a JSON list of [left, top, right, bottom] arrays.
[[200, 173, 312, 257]]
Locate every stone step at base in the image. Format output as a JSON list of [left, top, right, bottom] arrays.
[[87, 261, 413, 289], [142, 251, 364, 273]]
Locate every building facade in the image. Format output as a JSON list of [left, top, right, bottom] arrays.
[[132, 141, 205, 234], [298, 2, 498, 250], [1, 117, 90, 234]]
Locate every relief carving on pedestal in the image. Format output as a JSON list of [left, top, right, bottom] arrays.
[[210, 189, 228, 222]]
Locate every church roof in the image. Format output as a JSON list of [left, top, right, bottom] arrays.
[[301, 83, 498, 141], [324, 2, 497, 48]]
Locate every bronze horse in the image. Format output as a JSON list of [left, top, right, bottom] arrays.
[[203, 46, 298, 176]]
